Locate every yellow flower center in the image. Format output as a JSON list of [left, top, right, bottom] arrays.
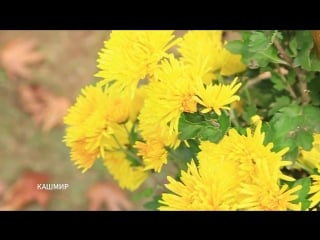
[[107, 98, 129, 123], [181, 95, 197, 113]]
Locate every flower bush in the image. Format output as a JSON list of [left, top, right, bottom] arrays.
[[64, 30, 320, 210]]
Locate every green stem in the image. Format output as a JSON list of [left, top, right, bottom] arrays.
[[111, 134, 142, 164], [123, 123, 131, 136], [274, 64, 297, 99], [273, 38, 310, 104], [166, 148, 184, 170], [227, 108, 240, 128], [244, 88, 252, 106]]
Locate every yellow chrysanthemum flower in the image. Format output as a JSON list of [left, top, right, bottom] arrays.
[[135, 138, 168, 173], [138, 55, 196, 147], [160, 119, 296, 210], [309, 175, 320, 208], [103, 151, 149, 191], [203, 120, 292, 184], [129, 86, 146, 122], [299, 133, 320, 170], [178, 30, 246, 85], [178, 30, 224, 84], [194, 78, 242, 115], [95, 30, 179, 95], [64, 84, 130, 172], [159, 160, 238, 210], [238, 183, 302, 210], [220, 47, 246, 76]]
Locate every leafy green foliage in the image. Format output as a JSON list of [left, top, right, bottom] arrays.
[[293, 31, 320, 71], [226, 30, 288, 68], [264, 104, 320, 161], [178, 111, 230, 143], [291, 177, 311, 210], [143, 195, 162, 210], [132, 188, 154, 202]]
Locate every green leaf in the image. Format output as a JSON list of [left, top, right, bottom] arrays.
[[286, 69, 296, 85], [302, 105, 320, 132], [129, 123, 138, 145], [227, 31, 288, 69], [126, 150, 141, 167], [178, 113, 203, 140], [186, 139, 201, 154], [258, 46, 289, 65], [268, 96, 291, 117], [199, 112, 230, 143], [169, 141, 198, 167], [144, 195, 162, 210], [242, 104, 258, 124], [225, 40, 243, 54], [291, 177, 311, 211], [218, 111, 231, 132], [293, 30, 320, 71], [178, 112, 230, 143], [184, 112, 206, 123], [288, 37, 298, 57], [296, 130, 313, 151], [132, 188, 154, 202], [308, 75, 320, 106], [248, 31, 271, 52], [270, 72, 286, 91], [265, 104, 320, 162]]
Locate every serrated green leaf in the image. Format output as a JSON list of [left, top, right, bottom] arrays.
[[268, 96, 291, 116], [199, 124, 221, 142], [199, 112, 230, 143], [185, 139, 201, 154], [218, 111, 231, 131], [296, 130, 313, 151], [266, 103, 320, 162], [283, 146, 299, 161], [291, 177, 311, 210], [230, 31, 287, 68], [242, 104, 258, 124], [183, 112, 206, 123], [286, 69, 296, 85], [288, 37, 298, 57], [225, 40, 243, 54], [179, 112, 229, 142], [178, 123, 202, 140], [293, 30, 320, 71], [301, 105, 320, 132], [178, 113, 203, 140], [270, 72, 286, 91], [259, 46, 289, 65], [248, 31, 271, 52]]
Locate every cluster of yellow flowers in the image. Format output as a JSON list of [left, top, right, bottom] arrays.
[[63, 30, 320, 210]]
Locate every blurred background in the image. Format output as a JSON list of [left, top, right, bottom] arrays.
[[0, 30, 145, 210]]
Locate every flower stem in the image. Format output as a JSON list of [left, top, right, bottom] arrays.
[[111, 134, 142, 164], [273, 38, 310, 105]]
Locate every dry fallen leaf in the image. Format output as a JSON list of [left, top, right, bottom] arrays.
[[0, 179, 7, 199], [33, 92, 71, 132], [17, 83, 71, 132], [0, 38, 44, 80], [87, 182, 134, 211], [0, 171, 51, 210], [17, 83, 44, 114]]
